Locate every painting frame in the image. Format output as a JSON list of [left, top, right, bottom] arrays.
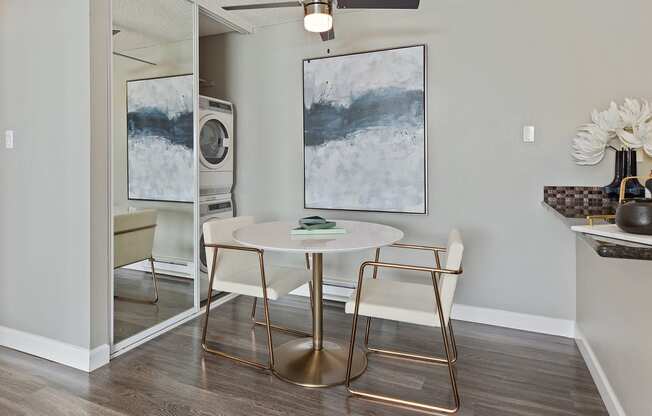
[[302, 44, 428, 215], [126, 73, 194, 204]]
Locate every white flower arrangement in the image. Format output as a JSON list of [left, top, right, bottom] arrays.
[[571, 98, 652, 165]]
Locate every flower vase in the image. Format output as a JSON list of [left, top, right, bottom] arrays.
[[603, 150, 645, 200]]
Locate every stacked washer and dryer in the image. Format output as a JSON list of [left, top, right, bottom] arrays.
[[198, 95, 235, 276]]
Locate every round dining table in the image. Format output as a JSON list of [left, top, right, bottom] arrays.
[[233, 220, 404, 387]]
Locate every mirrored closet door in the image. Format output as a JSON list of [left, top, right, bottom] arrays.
[[110, 0, 197, 352]]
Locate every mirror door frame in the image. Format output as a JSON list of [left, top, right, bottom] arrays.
[[108, 0, 200, 358]]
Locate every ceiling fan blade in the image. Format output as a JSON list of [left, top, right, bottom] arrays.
[[320, 27, 335, 41], [223, 1, 302, 11], [336, 0, 419, 9]]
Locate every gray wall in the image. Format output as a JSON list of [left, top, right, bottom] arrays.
[[576, 237, 652, 416], [200, 0, 652, 320], [0, 0, 93, 348]]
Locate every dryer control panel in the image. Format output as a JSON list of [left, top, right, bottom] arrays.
[[200, 199, 232, 217]]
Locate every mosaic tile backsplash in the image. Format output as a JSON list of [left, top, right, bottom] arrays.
[[543, 186, 617, 218]]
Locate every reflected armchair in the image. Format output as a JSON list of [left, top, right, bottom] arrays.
[[113, 209, 159, 304]]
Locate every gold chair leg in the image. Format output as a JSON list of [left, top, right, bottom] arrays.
[[250, 282, 313, 338], [257, 252, 275, 369], [150, 257, 159, 304], [113, 257, 160, 305], [345, 266, 461, 414], [448, 320, 458, 362], [201, 248, 272, 370]]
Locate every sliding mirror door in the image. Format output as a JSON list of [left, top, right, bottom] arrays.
[[111, 0, 196, 351]]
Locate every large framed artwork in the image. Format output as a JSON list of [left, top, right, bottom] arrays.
[[127, 74, 194, 203], [303, 45, 427, 214]]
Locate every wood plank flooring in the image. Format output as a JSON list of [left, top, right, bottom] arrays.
[[1, 296, 607, 415], [113, 269, 196, 343]]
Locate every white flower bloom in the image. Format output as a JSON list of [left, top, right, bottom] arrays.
[[571, 125, 609, 165], [591, 101, 623, 132], [572, 98, 652, 165], [644, 140, 652, 158], [617, 128, 644, 149], [620, 98, 652, 127]]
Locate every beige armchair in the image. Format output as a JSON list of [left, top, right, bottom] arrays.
[[202, 216, 312, 370], [114, 209, 159, 304], [344, 229, 465, 414]]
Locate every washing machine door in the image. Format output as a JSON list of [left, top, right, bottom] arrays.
[[199, 115, 230, 170]]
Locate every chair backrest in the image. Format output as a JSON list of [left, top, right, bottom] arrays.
[[439, 229, 464, 323], [203, 216, 257, 283], [114, 209, 157, 268]]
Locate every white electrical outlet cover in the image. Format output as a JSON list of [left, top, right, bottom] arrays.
[[5, 130, 14, 149]]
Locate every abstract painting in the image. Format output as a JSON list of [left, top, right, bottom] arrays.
[[127, 74, 193, 203], [303, 45, 427, 213]]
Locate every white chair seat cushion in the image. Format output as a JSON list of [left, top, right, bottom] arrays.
[[213, 265, 310, 301], [345, 279, 443, 327]]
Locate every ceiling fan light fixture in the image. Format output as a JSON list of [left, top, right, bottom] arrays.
[[304, 1, 332, 33]]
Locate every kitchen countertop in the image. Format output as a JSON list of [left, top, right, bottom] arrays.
[[542, 187, 652, 261]]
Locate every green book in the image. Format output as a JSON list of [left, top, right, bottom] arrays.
[[290, 227, 347, 235]]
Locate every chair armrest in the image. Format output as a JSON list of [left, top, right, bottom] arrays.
[[203, 244, 271, 301], [362, 261, 462, 276], [203, 243, 263, 255], [371, 243, 448, 279], [390, 242, 447, 253]]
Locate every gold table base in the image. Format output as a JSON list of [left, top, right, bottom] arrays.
[[273, 339, 367, 388]]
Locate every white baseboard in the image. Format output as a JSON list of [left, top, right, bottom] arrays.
[[292, 284, 576, 338], [290, 282, 353, 302], [0, 325, 107, 372], [89, 344, 110, 371], [451, 303, 575, 338], [575, 327, 626, 416]]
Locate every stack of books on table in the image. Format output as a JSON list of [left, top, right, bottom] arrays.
[[290, 216, 346, 235]]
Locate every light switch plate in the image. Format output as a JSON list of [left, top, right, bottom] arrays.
[[5, 130, 14, 149], [523, 126, 535, 143]]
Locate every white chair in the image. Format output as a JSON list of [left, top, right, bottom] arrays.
[[202, 216, 312, 370], [114, 209, 159, 304], [344, 230, 464, 414]]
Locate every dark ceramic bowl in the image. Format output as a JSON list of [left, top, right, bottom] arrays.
[[616, 199, 652, 235]]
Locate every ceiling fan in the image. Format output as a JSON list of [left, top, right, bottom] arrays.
[[222, 0, 420, 41]]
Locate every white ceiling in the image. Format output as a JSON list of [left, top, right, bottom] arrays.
[[113, 0, 193, 51], [199, 12, 234, 37], [112, 0, 362, 47], [215, 0, 361, 29], [216, 0, 305, 28]]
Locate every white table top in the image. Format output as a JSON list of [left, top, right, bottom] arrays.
[[232, 220, 404, 254]]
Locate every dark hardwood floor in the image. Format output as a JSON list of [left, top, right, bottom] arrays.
[[0, 296, 607, 416], [113, 269, 195, 343]]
